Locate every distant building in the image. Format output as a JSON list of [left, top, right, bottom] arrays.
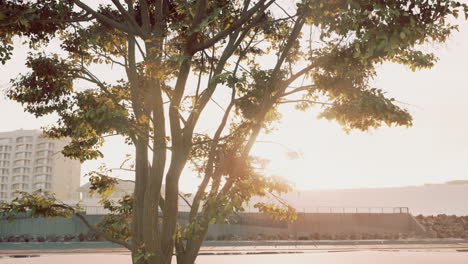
[[79, 179, 134, 200], [0, 129, 81, 202], [78, 180, 192, 212]]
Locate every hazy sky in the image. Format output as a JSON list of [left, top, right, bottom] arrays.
[[0, 4, 467, 192]]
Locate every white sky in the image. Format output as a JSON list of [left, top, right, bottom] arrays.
[[0, 3, 467, 192]]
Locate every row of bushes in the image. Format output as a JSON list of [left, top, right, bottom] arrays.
[[415, 214, 468, 238], [0, 232, 417, 243], [206, 232, 416, 241], [0, 233, 104, 243]]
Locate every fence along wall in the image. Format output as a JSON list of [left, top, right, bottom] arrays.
[[1, 207, 425, 238], [202, 212, 425, 238], [0, 214, 101, 237]]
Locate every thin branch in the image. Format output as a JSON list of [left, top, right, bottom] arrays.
[[273, 2, 296, 22], [90, 49, 126, 67], [278, 99, 332, 106], [283, 63, 318, 87], [178, 193, 192, 208], [238, 64, 253, 76], [74, 211, 132, 249], [280, 85, 316, 98], [110, 168, 136, 172], [134, 39, 147, 60], [72, 0, 134, 34], [33, 15, 93, 24], [191, 0, 275, 53], [210, 98, 226, 112], [195, 52, 204, 102], [271, 16, 305, 78], [111, 0, 145, 37], [78, 68, 124, 110], [268, 191, 292, 209]]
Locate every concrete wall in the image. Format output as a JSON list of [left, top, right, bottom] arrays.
[[203, 213, 426, 238], [0, 214, 101, 237], [291, 213, 422, 235], [50, 139, 81, 201]]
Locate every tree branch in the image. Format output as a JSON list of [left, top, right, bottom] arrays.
[[279, 85, 316, 98], [278, 99, 332, 106], [190, 0, 274, 53], [74, 211, 132, 249], [111, 0, 145, 37], [72, 0, 135, 34], [283, 63, 318, 87]]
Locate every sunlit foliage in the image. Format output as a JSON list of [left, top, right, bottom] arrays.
[[1, 0, 466, 263]]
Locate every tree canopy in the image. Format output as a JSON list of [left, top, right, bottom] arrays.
[[1, 0, 467, 263]]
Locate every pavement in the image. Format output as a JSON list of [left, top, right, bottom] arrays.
[[1, 240, 468, 256], [2, 251, 468, 264]]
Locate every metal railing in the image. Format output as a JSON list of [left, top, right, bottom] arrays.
[[79, 206, 409, 215], [301, 207, 409, 214]]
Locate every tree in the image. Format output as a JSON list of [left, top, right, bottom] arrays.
[[1, 0, 467, 263]]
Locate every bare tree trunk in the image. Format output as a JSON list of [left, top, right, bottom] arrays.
[[161, 147, 190, 263], [160, 56, 193, 263], [132, 140, 150, 264], [140, 33, 167, 263]]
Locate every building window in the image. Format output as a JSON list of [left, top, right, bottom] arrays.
[[16, 137, 24, 143], [34, 166, 52, 173], [34, 175, 42, 182], [12, 167, 30, 174], [15, 152, 31, 159], [0, 161, 9, 167], [37, 150, 52, 157], [0, 145, 12, 152], [12, 176, 20, 182], [0, 184, 7, 191], [14, 160, 31, 166], [33, 183, 50, 190], [0, 138, 12, 144], [1, 169, 9, 175], [34, 175, 51, 182], [36, 158, 52, 165]]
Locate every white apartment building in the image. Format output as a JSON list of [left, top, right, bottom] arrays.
[[0, 129, 81, 202]]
